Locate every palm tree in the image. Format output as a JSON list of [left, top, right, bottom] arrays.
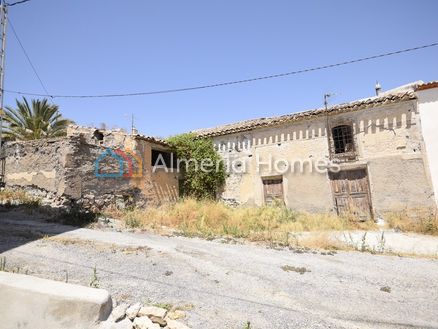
[[2, 98, 74, 140]]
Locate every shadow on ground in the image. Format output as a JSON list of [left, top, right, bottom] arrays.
[[0, 204, 97, 253]]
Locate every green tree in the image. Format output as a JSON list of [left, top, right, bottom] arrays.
[[2, 98, 73, 141], [167, 133, 226, 199]]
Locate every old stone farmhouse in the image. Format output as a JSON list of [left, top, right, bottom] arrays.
[[2, 126, 178, 210], [196, 80, 438, 219], [1, 80, 437, 219]]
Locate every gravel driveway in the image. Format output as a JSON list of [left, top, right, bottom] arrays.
[[1, 213, 438, 329]]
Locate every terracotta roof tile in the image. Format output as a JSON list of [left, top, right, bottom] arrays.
[[194, 91, 416, 137], [416, 81, 438, 91], [133, 134, 169, 146]]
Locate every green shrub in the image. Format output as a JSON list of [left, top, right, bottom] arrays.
[[125, 215, 141, 228], [167, 133, 226, 199]]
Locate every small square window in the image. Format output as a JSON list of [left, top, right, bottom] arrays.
[[332, 125, 354, 154]]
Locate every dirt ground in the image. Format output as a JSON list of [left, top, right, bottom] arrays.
[[1, 213, 438, 329]]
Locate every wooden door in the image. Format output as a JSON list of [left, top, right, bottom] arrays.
[[329, 169, 372, 220], [263, 178, 284, 205]]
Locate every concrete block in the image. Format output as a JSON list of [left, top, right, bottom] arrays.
[[0, 272, 112, 329]]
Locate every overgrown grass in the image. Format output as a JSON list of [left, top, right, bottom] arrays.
[[106, 198, 376, 245], [0, 189, 41, 208], [292, 232, 351, 251], [386, 209, 438, 236]]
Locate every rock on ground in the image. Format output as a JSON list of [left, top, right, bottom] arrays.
[[149, 315, 167, 327], [111, 303, 130, 322], [166, 320, 191, 329], [138, 306, 168, 319], [166, 310, 186, 320], [126, 302, 142, 320], [133, 316, 159, 329]]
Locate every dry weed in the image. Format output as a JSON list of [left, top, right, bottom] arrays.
[[386, 208, 438, 236], [106, 198, 377, 246]]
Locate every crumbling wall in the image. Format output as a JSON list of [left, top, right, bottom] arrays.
[[64, 134, 139, 211], [66, 125, 128, 148], [3, 126, 179, 212]]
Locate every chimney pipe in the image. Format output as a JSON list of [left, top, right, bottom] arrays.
[[375, 81, 382, 96]]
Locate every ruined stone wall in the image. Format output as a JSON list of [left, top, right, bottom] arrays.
[[212, 99, 436, 215], [65, 135, 135, 210], [66, 125, 129, 148], [4, 127, 179, 211]]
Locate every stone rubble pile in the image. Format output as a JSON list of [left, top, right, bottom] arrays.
[[99, 302, 191, 329]]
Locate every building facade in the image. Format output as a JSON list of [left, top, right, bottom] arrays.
[[196, 81, 438, 218]]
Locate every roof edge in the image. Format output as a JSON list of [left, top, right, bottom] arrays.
[[194, 91, 417, 138], [416, 81, 438, 91], [132, 134, 169, 147]]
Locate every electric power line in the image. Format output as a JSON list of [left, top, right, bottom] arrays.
[[4, 41, 438, 99], [7, 17, 52, 100], [5, 0, 31, 7]]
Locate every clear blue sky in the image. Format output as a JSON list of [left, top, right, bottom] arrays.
[[4, 0, 438, 137]]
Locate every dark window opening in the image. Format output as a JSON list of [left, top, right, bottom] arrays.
[[93, 130, 104, 141], [332, 125, 354, 154], [151, 149, 177, 169]]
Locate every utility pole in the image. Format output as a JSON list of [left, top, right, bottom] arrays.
[[0, 0, 7, 187], [324, 93, 334, 161]]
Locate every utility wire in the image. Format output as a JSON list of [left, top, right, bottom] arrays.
[[4, 42, 438, 99], [7, 17, 53, 100], [5, 0, 31, 7]]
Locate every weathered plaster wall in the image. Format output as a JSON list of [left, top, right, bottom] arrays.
[[367, 156, 434, 214], [130, 138, 179, 206], [214, 117, 334, 211], [4, 138, 70, 196], [336, 99, 435, 213], [213, 99, 435, 214], [417, 87, 438, 206]]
